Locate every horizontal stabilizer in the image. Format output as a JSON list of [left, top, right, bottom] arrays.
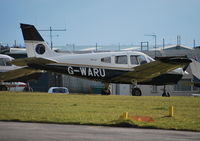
[[11, 57, 57, 66], [156, 56, 192, 64], [193, 75, 200, 83], [0, 67, 42, 82], [190, 59, 200, 80]]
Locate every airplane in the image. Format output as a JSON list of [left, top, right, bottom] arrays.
[[12, 23, 192, 96], [179, 58, 200, 88], [0, 54, 42, 91]]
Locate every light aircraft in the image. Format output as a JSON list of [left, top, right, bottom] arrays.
[[0, 54, 41, 91], [12, 23, 192, 96]]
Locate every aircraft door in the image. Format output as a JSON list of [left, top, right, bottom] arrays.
[[128, 52, 139, 67]]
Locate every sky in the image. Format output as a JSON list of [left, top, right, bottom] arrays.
[[0, 0, 200, 49]]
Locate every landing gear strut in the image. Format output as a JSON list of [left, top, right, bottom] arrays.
[[101, 83, 111, 95], [162, 85, 170, 97], [23, 82, 33, 92], [131, 80, 142, 96]]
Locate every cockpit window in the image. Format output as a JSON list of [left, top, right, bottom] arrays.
[[115, 55, 127, 64], [101, 57, 111, 63], [5, 61, 12, 66], [0, 58, 4, 66], [0, 58, 12, 66], [130, 55, 147, 65], [130, 55, 139, 65], [138, 55, 147, 64]]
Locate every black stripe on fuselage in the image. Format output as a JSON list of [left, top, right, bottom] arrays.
[[28, 63, 182, 85], [29, 63, 127, 81]]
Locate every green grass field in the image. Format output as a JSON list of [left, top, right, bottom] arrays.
[[0, 92, 200, 131]]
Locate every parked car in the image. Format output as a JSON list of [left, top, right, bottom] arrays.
[[48, 87, 69, 94], [0, 82, 33, 92]]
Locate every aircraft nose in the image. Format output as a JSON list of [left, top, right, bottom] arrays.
[[174, 68, 184, 74]]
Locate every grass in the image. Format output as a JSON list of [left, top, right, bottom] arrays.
[[0, 91, 200, 131]]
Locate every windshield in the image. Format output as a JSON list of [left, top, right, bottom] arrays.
[[130, 55, 147, 65], [137, 55, 147, 64], [0, 58, 12, 66], [52, 88, 68, 93]]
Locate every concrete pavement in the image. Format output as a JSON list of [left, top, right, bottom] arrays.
[[0, 121, 199, 141]]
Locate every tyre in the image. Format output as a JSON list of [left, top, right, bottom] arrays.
[[132, 88, 142, 96], [23, 86, 33, 92], [0, 85, 8, 91], [101, 89, 111, 95]]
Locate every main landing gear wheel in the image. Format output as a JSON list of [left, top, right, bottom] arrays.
[[101, 83, 111, 95], [101, 88, 111, 95], [132, 88, 142, 96], [0, 85, 8, 91]]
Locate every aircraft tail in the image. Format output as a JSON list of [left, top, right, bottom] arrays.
[[190, 59, 200, 87], [20, 23, 57, 58]]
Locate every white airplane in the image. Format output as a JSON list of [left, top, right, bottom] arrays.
[[12, 23, 192, 96], [0, 54, 41, 91]]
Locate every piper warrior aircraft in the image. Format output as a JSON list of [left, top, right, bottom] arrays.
[[13, 23, 192, 96]]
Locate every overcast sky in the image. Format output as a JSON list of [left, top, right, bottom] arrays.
[[1, 0, 200, 48]]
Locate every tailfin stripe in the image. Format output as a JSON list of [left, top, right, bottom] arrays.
[[20, 23, 44, 41]]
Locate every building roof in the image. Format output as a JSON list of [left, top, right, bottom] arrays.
[[151, 45, 193, 51]]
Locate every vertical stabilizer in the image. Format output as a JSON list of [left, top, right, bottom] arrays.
[[190, 59, 200, 86], [20, 23, 57, 58]]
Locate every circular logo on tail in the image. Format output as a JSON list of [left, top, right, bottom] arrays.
[[35, 44, 45, 55]]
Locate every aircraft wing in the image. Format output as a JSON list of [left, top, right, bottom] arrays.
[[0, 67, 42, 82], [111, 58, 192, 83], [10, 56, 192, 84]]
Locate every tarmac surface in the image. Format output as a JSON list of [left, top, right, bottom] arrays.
[[0, 121, 199, 141]]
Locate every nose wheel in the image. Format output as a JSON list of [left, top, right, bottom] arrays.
[[131, 87, 142, 96], [131, 80, 142, 96]]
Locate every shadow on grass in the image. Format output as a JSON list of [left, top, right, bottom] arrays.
[[110, 119, 140, 128], [153, 107, 167, 110], [0, 119, 156, 130], [0, 119, 198, 132]]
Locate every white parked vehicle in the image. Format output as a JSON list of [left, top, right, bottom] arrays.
[[0, 82, 31, 91], [48, 87, 69, 94], [0, 53, 40, 91]]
